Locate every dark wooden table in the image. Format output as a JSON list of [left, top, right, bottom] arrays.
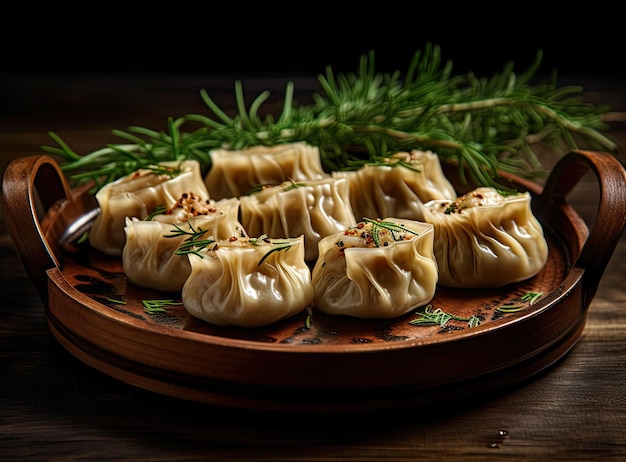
[[1, 72, 625, 461]]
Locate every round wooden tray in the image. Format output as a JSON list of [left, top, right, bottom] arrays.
[[3, 150, 626, 413]]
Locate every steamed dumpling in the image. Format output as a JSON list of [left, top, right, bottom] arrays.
[[423, 187, 549, 288], [122, 196, 246, 292], [311, 218, 438, 319], [332, 150, 457, 221], [204, 142, 328, 200], [89, 160, 209, 256], [239, 177, 357, 262], [182, 234, 314, 328]]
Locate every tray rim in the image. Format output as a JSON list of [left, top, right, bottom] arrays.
[[47, 258, 577, 354], [44, 171, 574, 354]]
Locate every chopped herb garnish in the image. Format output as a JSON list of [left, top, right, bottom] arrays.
[[145, 164, 183, 178], [304, 305, 313, 329], [145, 204, 168, 221], [166, 222, 206, 239], [166, 222, 217, 257], [246, 178, 306, 196], [443, 203, 458, 214], [174, 238, 217, 257], [365, 158, 423, 173], [362, 217, 420, 247], [250, 234, 292, 266], [496, 291, 543, 313], [245, 183, 272, 195], [142, 299, 183, 314], [281, 178, 306, 192], [410, 304, 481, 328]]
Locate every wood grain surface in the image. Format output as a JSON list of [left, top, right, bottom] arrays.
[[1, 73, 625, 461]]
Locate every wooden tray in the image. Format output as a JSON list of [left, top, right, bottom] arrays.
[[3, 150, 626, 413]]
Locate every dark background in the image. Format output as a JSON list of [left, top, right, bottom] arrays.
[[3, 8, 625, 81]]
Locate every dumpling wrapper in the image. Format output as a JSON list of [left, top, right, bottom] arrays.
[[239, 177, 357, 262], [423, 187, 549, 288], [123, 197, 246, 292], [182, 235, 314, 328], [332, 150, 457, 221], [204, 142, 328, 200], [311, 218, 438, 319], [89, 160, 209, 256]]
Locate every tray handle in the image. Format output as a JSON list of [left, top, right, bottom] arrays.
[[538, 149, 626, 308], [2, 154, 74, 304]]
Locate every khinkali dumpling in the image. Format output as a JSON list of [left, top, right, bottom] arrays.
[[89, 160, 209, 256], [123, 196, 246, 292], [423, 187, 549, 288], [311, 218, 438, 319], [332, 150, 456, 221], [204, 142, 328, 200], [239, 177, 357, 262], [182, 235, 314, 328]]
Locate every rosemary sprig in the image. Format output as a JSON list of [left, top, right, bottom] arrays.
[[410, 304, 481, 328], [143, 163, 184, 178], [172, 230, 293, 264], [496, 291, 543, 313], [362, 158, 423, 173], [174, 238, 217, 257], [250, 234, 292, 266], [245, 178, 306, 195], [362, 217, 420, 247], [42, 44, 615, 192], [144, 204, 168, 221], [142, 299, 183, 314], [281, 179, 306, 192], [167, 223, 216, 257]]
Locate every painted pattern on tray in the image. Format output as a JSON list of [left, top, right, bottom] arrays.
[[62, 241, 553, 347]]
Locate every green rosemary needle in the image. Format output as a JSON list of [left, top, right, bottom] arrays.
[[144, 205, 168, 221], [361, 217, 420, 247], [142, 299, 183, 314], [410, 304, 481, 328], [42, 44, 616, 192], [250, 234, 292, 266], [496, 291, 544, 313], [168, 223, 216, 258]]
